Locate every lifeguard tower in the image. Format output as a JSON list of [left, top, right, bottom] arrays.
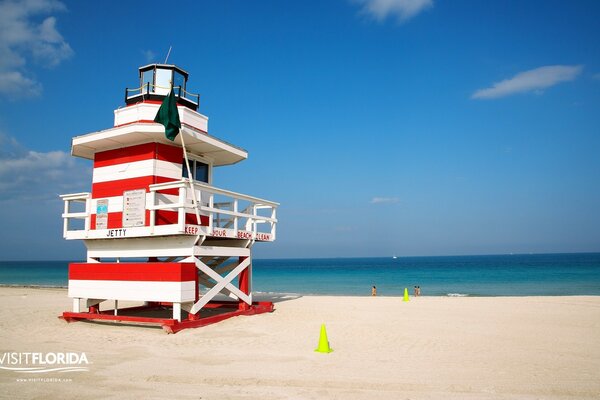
[[59, 64, 278, 333]]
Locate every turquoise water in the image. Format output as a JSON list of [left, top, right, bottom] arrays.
[[1, 253, 600, 296]]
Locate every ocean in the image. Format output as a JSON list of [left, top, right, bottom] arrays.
[[1, 253, 600, 297]]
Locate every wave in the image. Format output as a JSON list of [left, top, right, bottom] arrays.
[[447, 293, 469, 297]]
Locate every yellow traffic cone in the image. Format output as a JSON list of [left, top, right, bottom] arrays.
[[403, 287, 410, 302], [314, 324, 333, 353]]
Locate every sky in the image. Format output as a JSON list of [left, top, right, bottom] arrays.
[[0, 0, 599, 260]]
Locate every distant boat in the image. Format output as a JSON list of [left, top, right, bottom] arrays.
[[392, 255, 398, 259]]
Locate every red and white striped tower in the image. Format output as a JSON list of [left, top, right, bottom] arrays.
[[60, 64, 278, 333]]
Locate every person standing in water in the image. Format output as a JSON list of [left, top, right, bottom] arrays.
[[372, 286, 377, 296]]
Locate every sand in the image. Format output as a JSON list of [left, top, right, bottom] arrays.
[[0, 287, 599, 399]]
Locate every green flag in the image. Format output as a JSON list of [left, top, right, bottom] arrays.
[[154, 88, 181, 141]]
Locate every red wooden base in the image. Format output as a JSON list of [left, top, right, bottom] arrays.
[[60, 301, 274, 334]]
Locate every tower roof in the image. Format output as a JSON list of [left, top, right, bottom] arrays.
[[71, 122, 248, 166]]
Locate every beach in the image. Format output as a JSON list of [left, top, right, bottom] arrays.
[[1, 287, 599, 399]]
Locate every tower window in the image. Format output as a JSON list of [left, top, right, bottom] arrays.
[[182, 158, 209, 183], [141, 69, 154, 93], [173, 71, 185, 93]]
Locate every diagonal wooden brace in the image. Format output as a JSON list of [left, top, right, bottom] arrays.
[[194, 258, 248, 301], [190, 257, 251, 314], [197, 276, 240, 300], [199, 258, 251, 303]]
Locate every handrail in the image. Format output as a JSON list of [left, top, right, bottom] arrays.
[[199, 206, 276, 223], [151, 180, 280, 207], [60, 192, 91, 201], [60, 181, 278, 241], [148, 180, 277, 239], [125, 83, 199, 105]]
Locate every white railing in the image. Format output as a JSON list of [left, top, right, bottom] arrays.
[[148, 180, 278, 241], [125, 83, 199, 106], [60, 181, 278, 241]]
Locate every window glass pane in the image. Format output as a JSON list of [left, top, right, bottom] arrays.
[[155, 68, 171, 95], [141, 69, 154, 93], [182, 158, 209, 183], [195, 161, 209, 183], [182, 159, 190, 178], [173, 72, 185, 95]]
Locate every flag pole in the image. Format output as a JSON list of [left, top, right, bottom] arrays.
[[154, 83, 203, 228], [179, 123, 203, 228], [171, 80, 202, 228]]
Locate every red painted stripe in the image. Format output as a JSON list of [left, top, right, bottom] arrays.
[[113, 120, 208, 135], [90, 211, 208, 229], [156, 142, 183, 163], [91, 175, 178, 199], [94, 143, 182, 167], [156, 210, 209, 226], [69, 262, 197, 282], [92, 176, 152, 198], [181, 122, 208, 135], [94, 143, 155, 167], [126, 100, 163, 106], [114, 120, 156, 128]]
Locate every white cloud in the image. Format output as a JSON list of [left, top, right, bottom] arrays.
[[31, 16, 73, 66], [0, 133, 90, 202], [355, 0, 433, 23], [370, 197, 400, 204], [0, 71, 42, 98], [472, 65, 583, 100], [142, 49, 157, 63], [0, 0, 73, 98]]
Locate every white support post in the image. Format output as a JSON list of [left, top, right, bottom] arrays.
[[245, 205, 253, 231], [173, 302, 182, 322], [208, 193, 214, 234], [149, 190, 156, 234], [72, 298, 80, 313], [62, 199, 69, 238], [114, 300, 118, 316], [233, 199, 238, 235], [271, 208, 277, 240], [84, 197, 91, 233], [252, 204, 257, 235], [178, 186, 186, 233]]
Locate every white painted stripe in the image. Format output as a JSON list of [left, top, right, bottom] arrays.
[[68, 280, 196, 302], [92, 159, 182, 183], [155, 162, 183, 180], [113, 103, 208, 132]]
